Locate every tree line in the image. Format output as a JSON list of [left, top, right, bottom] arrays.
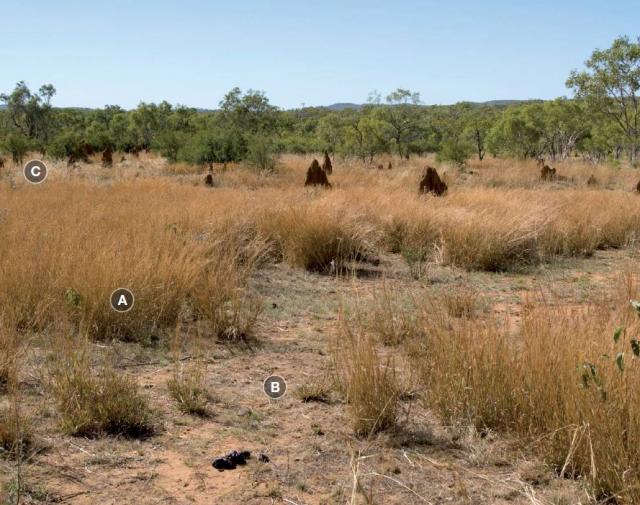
[[1, 36, 638, 168]]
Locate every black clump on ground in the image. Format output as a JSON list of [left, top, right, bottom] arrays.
[[212, 450, 251, 471]]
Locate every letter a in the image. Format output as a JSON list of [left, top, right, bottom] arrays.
[[118, 294, 128, 306]]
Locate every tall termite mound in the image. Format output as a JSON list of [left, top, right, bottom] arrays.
[[204, 165, 216, 187], [419, 166, 447, 196], [305, 159, 331, 188], [204, 174, 215, 187], [321, 151, 333, 175], [540, 164, 556, 181], [102, 146, 113, 167]]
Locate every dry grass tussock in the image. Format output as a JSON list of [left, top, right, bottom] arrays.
[[0, 180, 267, 340], [332, 313, 400, 437], [342, 274, 640, 501], [2, 170, 640, 340], [0, 325, 32, 461], [48, 333, 154, 437], [399, 273, 640, 503], [167, 324, 210, 416]]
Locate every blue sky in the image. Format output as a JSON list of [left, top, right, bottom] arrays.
[[2, 0, 638, 109]]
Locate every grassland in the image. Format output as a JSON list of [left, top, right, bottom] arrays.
[[1, 152, 640, 504]]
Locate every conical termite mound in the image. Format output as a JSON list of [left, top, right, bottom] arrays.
[[540, 165, 556, 181], [419, 166, 447, 196], [321, 151, 333, 175], [305, 159, 331, 188], [102, 146, 113, 167], [204, 173, 216, 187]]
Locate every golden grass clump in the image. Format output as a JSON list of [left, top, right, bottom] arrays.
[[167, 326, 209, 416], [405, 274, 640, 502], [333, 316, 399, 437], [436, 206, 541, 271], [364, 284, 419, 346], [49, 336, 153, 437], [0, 322, 21, 393], [257, 196, 381, 272], [0, 181, 266, 341], [0, 329, 32, 460], [0, 407, 33, 460]]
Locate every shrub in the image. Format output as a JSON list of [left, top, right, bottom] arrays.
[[246, 135, 277, 172], [47, 129, 84, 160], [294, 379, 332, 403], [0, 322, 20, 393], [181, 129, 246, 166], [437, 140, 471, 166], [2, 133, 30, 164], [154, 130, 187, 163]]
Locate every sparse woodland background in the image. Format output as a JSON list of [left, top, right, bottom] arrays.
[[1, 36, 639, 170]]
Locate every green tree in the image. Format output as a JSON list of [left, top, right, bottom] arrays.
[[219, 87, 277, 134], [541, 98, 587, 160], [373, 88, 423, 158], [154, 130, 187, 163], [47, 129, 86, 161], [433, 103, 474, 165], [487, 103, 544, 158], [463, 106, 498, 161], [246, 134, 277, 172], [317, 112, 347, 153], [0, 81, 56, 142], [130, 102, 161, 149], [182, 129, 246, 165], [567, 36, 640, 162], [344, 115, 390, 162]]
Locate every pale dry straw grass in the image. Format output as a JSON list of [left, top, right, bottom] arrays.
[[403, 273, 640, 503]]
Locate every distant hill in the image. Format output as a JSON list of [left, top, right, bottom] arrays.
[[466, 99, 542, 107], [0, 100, 541, 113], [324, 103, 363, 111], [321, 99, 540, 111]]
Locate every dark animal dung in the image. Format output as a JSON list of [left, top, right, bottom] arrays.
[[211, 450, 251, 471]]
